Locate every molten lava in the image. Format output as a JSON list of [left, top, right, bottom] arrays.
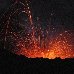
[[0, 1, 73, 59], [16, 31, 74, 59]]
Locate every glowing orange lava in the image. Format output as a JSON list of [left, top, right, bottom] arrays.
[[1, 0, 73, 59], [16, 31, 74, 59]]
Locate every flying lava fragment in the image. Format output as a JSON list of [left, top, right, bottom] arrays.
[[0, 0, 74, 59]]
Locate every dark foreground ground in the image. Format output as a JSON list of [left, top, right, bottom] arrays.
[[0, 49, 74, 74]]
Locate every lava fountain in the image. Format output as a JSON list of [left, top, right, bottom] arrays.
[[0, 0, 74, 59], [16, 30, 74, 59]]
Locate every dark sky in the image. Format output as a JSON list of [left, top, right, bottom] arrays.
[[0, 0, 74, 30], [31, 0, 74, 30]]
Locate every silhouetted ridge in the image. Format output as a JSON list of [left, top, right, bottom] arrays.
[[0, 49, 74, 73]]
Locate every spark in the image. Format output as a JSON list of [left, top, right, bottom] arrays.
[[0, 0, 74, 59]]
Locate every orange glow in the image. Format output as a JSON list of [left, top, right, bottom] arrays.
[[8, 1, 74, 59], [2, 0, 73, 59], [16, 31, 74, 59]]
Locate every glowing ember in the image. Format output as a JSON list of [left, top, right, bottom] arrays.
[[16, 31, 74, 59], [0, 0, 74, 59]]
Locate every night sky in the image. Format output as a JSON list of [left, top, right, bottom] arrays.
[[32, 0, 74, 30], [0, 0, 74, 30]]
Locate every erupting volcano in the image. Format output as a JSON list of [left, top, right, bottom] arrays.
[[0, 0, 74, 59], [16, 30, 74, 59]]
